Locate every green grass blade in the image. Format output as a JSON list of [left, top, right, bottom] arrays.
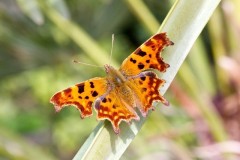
[[38, 1, 118, 67], [163, 0, 229, 143], [124, 0, 160, 33], [188, 39, 217, 95]]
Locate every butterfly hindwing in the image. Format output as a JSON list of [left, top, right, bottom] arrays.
[[129, 71, 169, 117], [94, 83, 139, 133]]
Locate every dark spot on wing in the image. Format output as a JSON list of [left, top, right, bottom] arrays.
[[140, 77, 146, 81], [78, 84, 84, 94], [135, 48, 147, 57], [141, 88, 147, 92], [92, 91, 98, 97], [130, 58, 137, 64], [90, 82, 94, 88], [85, 96, 89, 99], [138, 63, 145, 69], [102, 98, 107, 103], [146, 60, 150, 63]]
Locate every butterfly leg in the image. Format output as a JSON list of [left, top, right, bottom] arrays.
[[94, 87, 112, 110], [127, 70, 156, 79]]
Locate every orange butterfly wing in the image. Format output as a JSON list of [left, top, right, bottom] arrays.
[[119, 33, 173, 116], [119, 32, 173, 76], [129, 71, 169, 116], [50, 77, 108, 118], [94, 84, 140, 133]]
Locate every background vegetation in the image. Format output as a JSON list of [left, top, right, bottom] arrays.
[[0, 0, 240, 159]]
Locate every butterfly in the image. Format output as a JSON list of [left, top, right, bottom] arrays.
[[50, 33, 173, 134]]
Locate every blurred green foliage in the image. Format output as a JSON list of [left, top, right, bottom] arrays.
[[0, 0, 240, 159]]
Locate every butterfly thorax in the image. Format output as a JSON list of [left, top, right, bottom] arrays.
[[104, 64, 127, 87]]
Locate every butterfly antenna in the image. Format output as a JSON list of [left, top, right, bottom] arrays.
[[73, 60, 103, 68], [109, 34, 114, 65]]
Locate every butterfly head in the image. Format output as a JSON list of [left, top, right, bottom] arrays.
[[104, 64, 118, 77], [104, 64, 126, 84], [104, 64, 113, 74]]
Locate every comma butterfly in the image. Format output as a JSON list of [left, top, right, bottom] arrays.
[[50, 33, 173, 134]]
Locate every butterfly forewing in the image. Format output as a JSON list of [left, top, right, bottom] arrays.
[[50, 77, 108, 118], [119, 33, 173, 76]]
